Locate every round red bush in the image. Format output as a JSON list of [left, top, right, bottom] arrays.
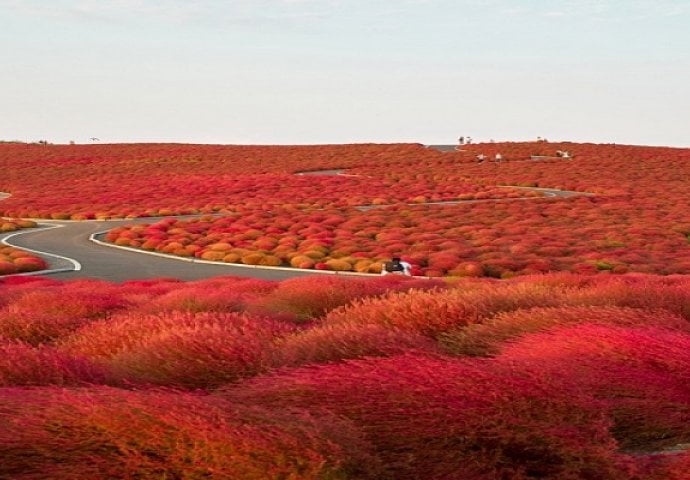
[[220, 353, 632, 479], [0, 387, 378, 479]]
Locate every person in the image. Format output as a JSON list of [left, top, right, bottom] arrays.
[[458, 136, 464, 145], [495, 153, 502, 162], [382, 257, 412, 276]]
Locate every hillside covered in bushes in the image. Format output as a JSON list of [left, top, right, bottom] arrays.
[[1, 273, 690, 479]]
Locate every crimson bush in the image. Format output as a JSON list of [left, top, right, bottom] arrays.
[[495, 324, 690, 452], [220, 353, 633, 479], [0, 387, 379, 479]]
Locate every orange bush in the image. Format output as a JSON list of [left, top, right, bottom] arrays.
[[0, 246, 47, 276], [440, 305, 690, 357], [272, 323, 437, 367], [323, 281, 568, 337], [250, 276, 387, 321], [0, 341, 115, 387], [105, 315, 292, 388], [0, 288, 128, 344], [0, 387, 377, 479]]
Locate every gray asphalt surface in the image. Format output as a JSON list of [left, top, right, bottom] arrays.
[[1, 159, 591, 282], [2, 218, 321, 282]]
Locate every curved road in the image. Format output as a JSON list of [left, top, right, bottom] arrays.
[[1, 168, 592, 281], [2, 218, 321, 282]]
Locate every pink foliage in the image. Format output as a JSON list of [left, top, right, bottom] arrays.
[[273, 323, 438, 367], [0, 341, 115, 386], [495, 324, 690, 451], [0, 386, 378, 479], [249, 275, 399, 321], [220, 353, 633, 479], [440, 305, 690, 357], [59, 311, 294, 388], [0, 287, 130, 344], [637, 450, 690, 480], [322, 281, 568, 337]]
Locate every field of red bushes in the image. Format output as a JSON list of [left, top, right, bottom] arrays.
[[0, 143, 531, 219], [98, 141, 690, 277], [2, 140, 689, 477], [2, 141, 690, 277], [1, 272, 689, 479]]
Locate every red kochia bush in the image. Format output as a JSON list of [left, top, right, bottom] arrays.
[[439, 305, 690, 357], [59, 311, 294, 389], [196, 276, 278, 294], [221, 353, 632, 480], [0, 245, 48, 275], [321, 288, 479, 336], [272, 323, 438, 367], [0, 341, 114, 386], [0, 387, 379, 480], [0, 274, 61, 289], [636, 450, 690, 480], [0, 288, 128, 344], [133, 276, 280, 314], [249, 275, 400, 321], [322, 281, 569, 337], [137, 287, 251, 313], [495, 324, 690, 452], [567, 279, 690, 321], [372, 274, 448, 292]]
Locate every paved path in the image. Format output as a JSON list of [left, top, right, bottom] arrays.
[[426, 145, 575, 162], [296, 169, 345, 176], [0, 167, 592, 282], [426, 145, 460, 152], [1, 217, 320, 282], [498, 185, 591, 198]]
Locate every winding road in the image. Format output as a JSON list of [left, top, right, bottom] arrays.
[[1, 155, 592, 282], [1, 219, 320, 282]]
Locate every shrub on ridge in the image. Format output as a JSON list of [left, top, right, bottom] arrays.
[[0, 288, 129, 344], [58, 311, 294, 389], [220, 353, 633, 479], [272, 323, 438, 367], [495, 324, 690, 452], [0, 341, 115, 386], [250, 275, 393, 321], [439, 305, 690, 357], [0, 387, 379, 479], [322, 281, 569, 337]]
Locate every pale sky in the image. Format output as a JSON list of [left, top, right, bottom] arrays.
[[1, 0, 689, 146]]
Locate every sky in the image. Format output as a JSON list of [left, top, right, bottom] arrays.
[[1, 0, 689, 146]]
